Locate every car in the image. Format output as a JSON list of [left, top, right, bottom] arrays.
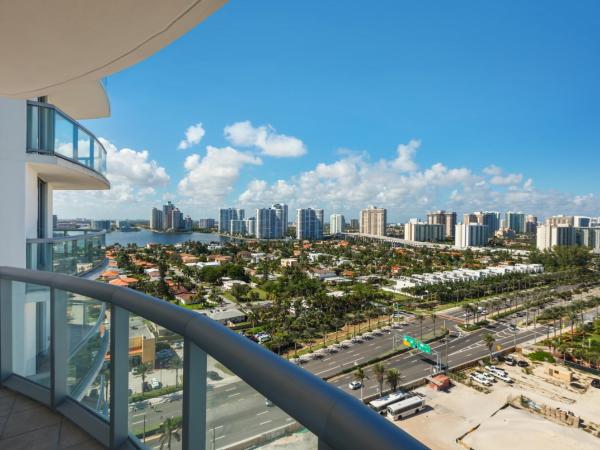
[[265, 398, 273, 407], [590, 379, 600, 389], [173, 341, 183, 349], [142, 382, 152, 392], [150, 378, 162, 390], [493, 372, 513, 383], [503, 355, 516, 366], [348, 381, 362, 390], [470, 373, 490, 386], [517, 360, 529, 368], [480, 372, 496, 383]]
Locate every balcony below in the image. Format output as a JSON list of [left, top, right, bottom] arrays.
[[26, 101, 110, 190], [27, 231, 106, 276], [0, 387, 105, 449]]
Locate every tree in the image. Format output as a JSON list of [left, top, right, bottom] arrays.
[[483, 332, 495, 361], [372, 363, 386, 396], [430, 313, 437, 337], [171, 357, 183, 387], [416, 314, 424, 340], [353, 367, 368, 400], [159, 417, 181, 450], [135, 362, 152, 390], [385, 368, 401, 392]]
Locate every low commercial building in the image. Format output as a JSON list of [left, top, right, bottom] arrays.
[[129, 316, 156, 368]]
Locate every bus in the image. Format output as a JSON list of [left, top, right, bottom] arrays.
[[387, 395, 426, 420], [368, 390, 409, 414]]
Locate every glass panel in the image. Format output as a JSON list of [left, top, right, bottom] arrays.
[[11, 282, 51, 387], [65, 291, 111, 419], [205, 355, 317, 449], [128, 317, 184, 449], [27, 104, 40, 150], [54, 112, 75, 159], [77, 128, 92, 168]]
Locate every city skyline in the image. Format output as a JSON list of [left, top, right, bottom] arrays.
[[52, 1, 600, 221]]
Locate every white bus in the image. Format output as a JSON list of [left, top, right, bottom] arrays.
[[387, 396, 426, 420], [368, 391, 409, 414]]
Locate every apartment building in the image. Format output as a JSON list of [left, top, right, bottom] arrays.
[[426, 210, 456, 238], [405, 222, 444, 243], [296, 208, 324, 240], [330, 213, 345, 234], [219, 207, 245, 233], [360, 206, 387, 236], [455, 223, 490, 248]]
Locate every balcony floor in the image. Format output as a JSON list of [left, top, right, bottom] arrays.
[[0, 388, 105, 449]]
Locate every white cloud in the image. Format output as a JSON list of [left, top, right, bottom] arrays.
[[391, 139, 420, 172], [178, 122, 205, 150], [224, 120, 307, 157], [490, 173, 523, 186], [177, 146, 262, 207], [236, 140, 600, 220], [54, 138, 170, 218]]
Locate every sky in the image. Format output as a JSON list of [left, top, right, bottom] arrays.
[[55, 0, 600, 222]]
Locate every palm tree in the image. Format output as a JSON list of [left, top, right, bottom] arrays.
[[135, 362, 152, 391], [171, 357, 183, 387], [567, 310, 577, 337], [159, 417, 181, 450], [353, 367, 368, 400], [372, 363, 386, 396], [416, 314, 424, 340], [430, 313, 437, 337], [385, 368, 401, 392], [462, 304, 472, 325], [483, 332, 495, 362]]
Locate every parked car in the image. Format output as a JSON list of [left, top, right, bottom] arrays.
[[348, 381, 362, 390], [150, 378, 162, 390], [480, 371, 496, 383], [517, 360, 529, 368], [470, 372, 491, 386], [503, 355, 516, 366], [590, 379, 600, 389]]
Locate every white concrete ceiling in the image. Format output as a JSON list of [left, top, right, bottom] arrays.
[[0, 0, 227, 118]]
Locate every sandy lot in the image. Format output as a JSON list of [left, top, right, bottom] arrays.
[[461, 406, 599, 450], [394, 361, 600, 450]]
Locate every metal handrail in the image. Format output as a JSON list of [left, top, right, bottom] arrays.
[[26, 230, 106, 244], [0, 266, 427, 450]]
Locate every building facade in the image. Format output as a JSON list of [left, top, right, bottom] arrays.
[[405, 222, 444, 242], [360, 206, 387, 236], [219, 208, 245, 233], [150, 207, 163, 231], [505, 211, 526, 233], [330, 213, 345, 234], [198, 218, 215, 229], [426, 210, 456, 238], [296, 208, 324, 240], [455, 223, 489, 248]]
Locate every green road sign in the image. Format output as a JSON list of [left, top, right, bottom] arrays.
[[402, 335, 431, 354]]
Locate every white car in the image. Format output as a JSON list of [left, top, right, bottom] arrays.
[[348, 381, 362, 390], [481, 372, 496, 383], [492, 372, 513, 383], [470, 373, 491, 386]]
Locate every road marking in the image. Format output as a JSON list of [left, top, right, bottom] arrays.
[[375, 345, 382, 350], [224, 387, 236, 392], [214, 425, 224, 430], [215, 435, 226, 440], [228, 392, 241, 398], [257, 410, 269, 416], [132, 420, 144, 425], [259, 420, 272, 426]]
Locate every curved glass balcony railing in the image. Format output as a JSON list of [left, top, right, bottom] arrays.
[[0, 267, 426, 450], [26, 100, 108, 178], [26, 231, 106, 276]]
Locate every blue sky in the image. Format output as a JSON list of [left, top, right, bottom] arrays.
[[56, 0, 600, 221]]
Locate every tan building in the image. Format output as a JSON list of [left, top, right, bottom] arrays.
[[427, 210, 456, 238], [359, 206, 387, 236], [129, 316, 156, 368]]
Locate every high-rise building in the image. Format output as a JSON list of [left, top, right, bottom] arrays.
[[455, 223, 489, 248], [360, 206, 386, 236], [230, 219, 246, 235], [350, 219, 360, 230], [272, 203, 288, 237], [297, 208, 324, 240], [171, 208, 184, 230], [256, 208, 278, 239], [183, 216, 193, 232], [330, 214, 345, 234], [91, 219, 112, 231], [427, 210, 456, 238], [505, 212, 526, 233], [244, 217, 256, 237], [405, 222, 444, 242], [546, 215, 574, 227], [574, 216, 591, 228], [219, 208, 244, 233], [150, 207, 163, 231], [525, 215, 538, 234], [198, 218, 215, 229], [537, 224, 577, 250], [163, 201, 175, 230]]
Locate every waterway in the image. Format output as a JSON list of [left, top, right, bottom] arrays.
[[105, 229, 228, 247]]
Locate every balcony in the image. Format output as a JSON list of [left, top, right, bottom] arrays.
[[26, 231, 106, 276], [0, 266, 426, 450], [26, 101, 110, 190]]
